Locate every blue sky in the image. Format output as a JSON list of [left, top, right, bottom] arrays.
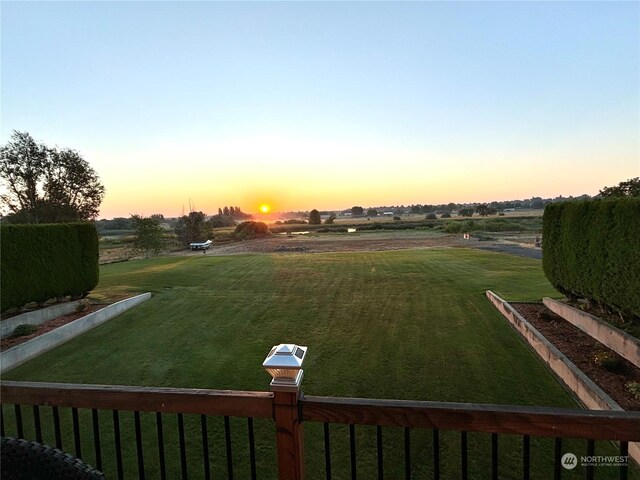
[[2, 1, 639, 217]]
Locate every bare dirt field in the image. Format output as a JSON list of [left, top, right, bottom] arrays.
[[172, 231, 543, 259]]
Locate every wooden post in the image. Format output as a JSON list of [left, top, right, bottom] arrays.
[[273, 390, 305, 480], [262, 344, 308, 480]]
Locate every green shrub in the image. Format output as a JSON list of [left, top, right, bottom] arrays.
[[440, 213, 451, 218], [542, 198, 640, 319], [443, 222, 463, 233], [593, 350, 623, 372], [12, 324, 39, 337], [234, 221, 270, 240], [1, 223, 99, 312], [76, 299, 92, 313], [425, 213, 437, 220], [626, 381, 640, 400]]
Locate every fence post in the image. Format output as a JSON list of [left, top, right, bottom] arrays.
[[263, 344, 307, 480]]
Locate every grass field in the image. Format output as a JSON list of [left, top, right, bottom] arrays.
[[4, 248, 634, 479]]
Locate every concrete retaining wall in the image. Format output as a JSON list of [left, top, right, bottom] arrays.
[[486, 291, 639, 465], [0, 293, 151, 373], [1, 301, 82, 339], [543, 297, 640, 368]]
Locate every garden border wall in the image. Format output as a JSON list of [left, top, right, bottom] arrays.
[[0, 293, 151, 373], [543, 297, 640, 368], [1, 301, 82, 340], [485, 290, 639, 465]]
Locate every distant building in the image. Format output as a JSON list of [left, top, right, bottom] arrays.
[[383, 212, 394, 216], [503, 208, 516, 213]]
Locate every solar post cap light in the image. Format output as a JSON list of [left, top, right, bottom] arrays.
[[262, 344, 307, 392]]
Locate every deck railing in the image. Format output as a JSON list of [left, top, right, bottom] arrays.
[[2, 345, 639, 479]]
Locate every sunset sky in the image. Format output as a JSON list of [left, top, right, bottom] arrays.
[[2, 1, 638, 218]]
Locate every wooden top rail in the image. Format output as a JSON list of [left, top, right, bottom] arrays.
[[1, 381, 274, 419], [4, 381, 640, 441], [301, 396, 640, 441]]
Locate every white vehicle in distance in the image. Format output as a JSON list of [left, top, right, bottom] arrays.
[[189, 240, 212, 251]]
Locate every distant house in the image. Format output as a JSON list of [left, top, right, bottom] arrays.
[[383, 212, 394, 216], [503, 208, 516, 213]]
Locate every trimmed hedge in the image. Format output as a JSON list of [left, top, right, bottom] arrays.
[[1, 223, 99, 312], [542, 198, 640, 319]]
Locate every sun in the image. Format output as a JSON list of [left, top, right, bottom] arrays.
[[259, 204, 271, 214]]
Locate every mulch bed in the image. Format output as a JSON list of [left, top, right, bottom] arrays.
[[0, 305, 105, 351], [511, 303, 640, 410]]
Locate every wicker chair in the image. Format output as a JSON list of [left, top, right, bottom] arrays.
[[1, 437, 105, 480]]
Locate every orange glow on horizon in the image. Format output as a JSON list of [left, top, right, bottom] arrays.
[[259, 204, 271, 214]]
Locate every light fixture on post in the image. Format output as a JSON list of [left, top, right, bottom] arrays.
[[262, 343, 307, 393], [264, 343, 308, 479]]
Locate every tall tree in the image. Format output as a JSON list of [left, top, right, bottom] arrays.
[[351, 206, 364, 216], [475, 204, 496, 216], [175, 211, 213, 247], [0, 131, 105, 223], [599, 177, 640, 197], [131, 215, 165, 257], [308, 209, 322, 225]]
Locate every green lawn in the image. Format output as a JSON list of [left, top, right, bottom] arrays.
[[4, 248, 633, 479]]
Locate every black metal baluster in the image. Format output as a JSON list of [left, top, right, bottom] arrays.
[[14, 404, 23, 439], [248, 417, 257, 480], [156, 413, 167, 480], [349, 424, 357, 480], [554, 437, 562, 480], [53, 407, 62, 449], [178, 413, 188, 480], [201, 415, 210, 480], [134, 411, 145, 480], [404, 428, 411, 480], [72, 407, 82, 458], [586, 439, 595, 480], [377, 426, 384, 480], [324, 422, 332, 480], [491, 433, 498, 480], [433, 429, 440, 480], [619, 441, 628, 480], [461, 431, 468, 480], [92, 409, 102, 471], [0, 405, 5, 437], [112, 410, 124, 480], [32, 406, 42, 443], [523, 435, 530, 480], [224, 416, 234, 480]]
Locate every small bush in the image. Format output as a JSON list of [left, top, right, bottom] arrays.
[[12, 324, 39, 337], [593, 350, 623, 372], [626, 382, 640, 400], [443, 222, 463, 233], [440, 213, 451, 218], [75, 299, 91, 313], [425, 213, 437, 220], [234, 221, 270, 240], [393, 216, 401, 221]]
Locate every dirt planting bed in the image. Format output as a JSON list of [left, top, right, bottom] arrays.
[[0, 305, 105, 350], [512, 302, 640, 410]]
